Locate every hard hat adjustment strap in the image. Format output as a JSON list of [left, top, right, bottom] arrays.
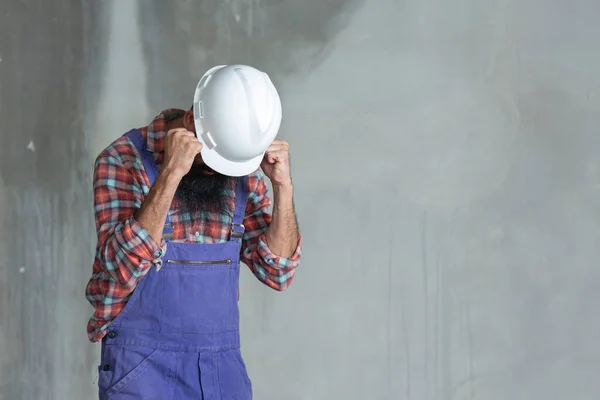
[[201, 131, 217, 149]]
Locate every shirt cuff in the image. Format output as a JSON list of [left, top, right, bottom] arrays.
[[256, 233, 302, 269], [127, 216, 167, 262]]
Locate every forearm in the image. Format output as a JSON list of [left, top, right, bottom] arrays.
[[97, 167, 180, 286], [134, 168, 181, 243], [265, 183, 299, 258]]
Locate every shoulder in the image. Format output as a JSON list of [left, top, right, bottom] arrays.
[[94, 131, 143, 171]]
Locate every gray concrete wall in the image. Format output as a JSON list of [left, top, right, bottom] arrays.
[[1, 0, 600, 399]]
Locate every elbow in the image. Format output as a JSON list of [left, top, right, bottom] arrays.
[[269, 271, 296, 292], [267, 282, 290, 292], [98, 238, 144, 288]]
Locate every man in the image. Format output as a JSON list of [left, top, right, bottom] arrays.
[[85, 65, 301, 399]]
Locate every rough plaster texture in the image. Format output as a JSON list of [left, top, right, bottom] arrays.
[[1, 0, 600, 399]]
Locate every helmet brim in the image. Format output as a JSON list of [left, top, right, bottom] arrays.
[[201, 146, 264, 177]]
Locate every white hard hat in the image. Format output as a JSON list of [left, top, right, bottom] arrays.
[[193, 64, 282, 177]]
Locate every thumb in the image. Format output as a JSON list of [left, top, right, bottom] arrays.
[[260, 158, 272, 171]]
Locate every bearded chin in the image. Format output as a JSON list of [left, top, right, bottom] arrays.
[[174, 166, 232, 214]]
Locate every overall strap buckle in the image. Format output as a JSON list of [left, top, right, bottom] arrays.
[[231, 223, 245, 239]]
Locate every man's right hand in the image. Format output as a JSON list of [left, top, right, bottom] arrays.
[[162, 128, 203, 179], [134, 128, 202, 244]]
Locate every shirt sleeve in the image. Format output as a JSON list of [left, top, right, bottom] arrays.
[[240, 169, 302, 291], [91, 153, 167, 289]]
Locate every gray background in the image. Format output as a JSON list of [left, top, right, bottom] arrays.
[[1, 0, 599, 399]]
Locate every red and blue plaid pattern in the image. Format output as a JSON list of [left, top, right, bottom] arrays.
[[85, 109, 302, 342]]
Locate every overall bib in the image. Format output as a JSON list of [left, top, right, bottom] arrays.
[[98, 129, 253, 400]]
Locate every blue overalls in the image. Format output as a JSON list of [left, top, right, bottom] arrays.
[[97, 129, 253, 399]]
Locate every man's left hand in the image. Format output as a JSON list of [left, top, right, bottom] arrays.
[[260, 139, 292, 187]]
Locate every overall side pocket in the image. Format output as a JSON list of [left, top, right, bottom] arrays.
[[99, 344, 168, 398]]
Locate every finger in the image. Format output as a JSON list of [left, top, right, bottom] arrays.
[[264, 149, 289, 162], [261, 154, 275, 165], [176, 131, 196, 138], [182, 135, 201, 143], [265, 142, 288, 152], [166, 128, 186, 135], [260, 159, 272, 171], [168, 128, 195, 137], [265, 146, 284, 154], [265, 150, 288, 162], [190, 141, 203, 153]]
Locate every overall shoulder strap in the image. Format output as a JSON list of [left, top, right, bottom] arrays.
[[125, 129, 158, 186], [230, 176, 249, 242], [125, 129, 173, 230]]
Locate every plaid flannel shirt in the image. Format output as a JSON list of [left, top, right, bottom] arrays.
[[85, 109, 302, 342]]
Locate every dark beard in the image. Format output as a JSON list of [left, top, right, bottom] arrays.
[[174, 166, 232, 214]]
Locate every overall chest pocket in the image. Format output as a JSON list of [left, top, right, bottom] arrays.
[[159, 261, 241, 334]]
